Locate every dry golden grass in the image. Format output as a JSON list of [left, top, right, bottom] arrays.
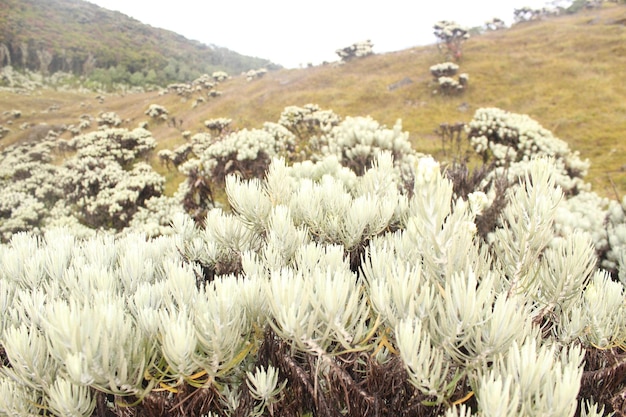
[[1, 4, 625, 197]]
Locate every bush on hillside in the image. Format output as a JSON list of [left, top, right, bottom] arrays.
[[144, 104, 169, 121], [466, 107, 589, 195], [336, 40, 374, 62], [433, 21, 469, 61], [430, 63, 469, 95], [429, 62, 459, 78], [0, 128, 168, 239]]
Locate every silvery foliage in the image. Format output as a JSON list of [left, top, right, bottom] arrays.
[[280, 105, 418, 178], [0, 140, 63, 240], [277, 104, 342, 157], [144, 103, 169, 121], [467, 107, 590, 195], [0, 154, 618, 415], [335, 40, 374, 62], [128, 185, 187, 238], [320, 116, 421, 180], [437, 76, 464, 94], [0, 127, 168, 240], [60, 128, 163, 229], [463, 107, 626, 279]]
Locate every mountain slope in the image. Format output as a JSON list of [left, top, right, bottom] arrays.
[[0, 3, 624, 197], [0, 0, 275, 82]]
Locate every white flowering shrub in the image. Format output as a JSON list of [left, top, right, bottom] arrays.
[[245, 68, 268, 81], [96, 111, 122, 128], [430, 62, 459, 78], [158, 143, 193, 168], [0, 140, 65, 240], [212, 71, 229, 82], [197, 124, 296, 183], [204, 117, 232, 135], [433, 21, 470, 61], [321, 116, 420, 179], [278, 104, 341, 138], [430, 63, 468, 95], [336, 40, 374, 62], [466, 107, 590, 195], [144, 104, 169, 121], [0, 155, 622, 416], [66, 127, 156, 164], [60, 128, 163, 229], [0, 127, 173, 240]]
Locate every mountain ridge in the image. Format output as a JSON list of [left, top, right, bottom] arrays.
[[0, 0, 277, 84]]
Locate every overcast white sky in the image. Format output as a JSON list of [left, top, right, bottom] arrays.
[[88, 0, 552, 68]]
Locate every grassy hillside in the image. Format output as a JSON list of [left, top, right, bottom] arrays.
[[1, 3, 625, 197], [0, 0, 275, 82]]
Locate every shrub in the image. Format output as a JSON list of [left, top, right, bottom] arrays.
[[212, 71, 229, 82], [204, 118, 232, 135], [466, 107, 590, 195], [96, 111, 122, 127], [0, 155, 622, 416], [429, 62, 459, 78], [277, 104, 341, 148], [430, 63, 468, 95], [245, 68, 267, 81], [335, 40, 374, 62], [144, 104, 169, 121]]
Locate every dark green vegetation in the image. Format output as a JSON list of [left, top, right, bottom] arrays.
[[0, 0, 276, 87]]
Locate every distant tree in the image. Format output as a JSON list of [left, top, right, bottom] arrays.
[[433, 21, 470, 61]]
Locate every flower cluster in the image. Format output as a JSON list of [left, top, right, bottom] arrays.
[[322, 116, 420, 179]]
